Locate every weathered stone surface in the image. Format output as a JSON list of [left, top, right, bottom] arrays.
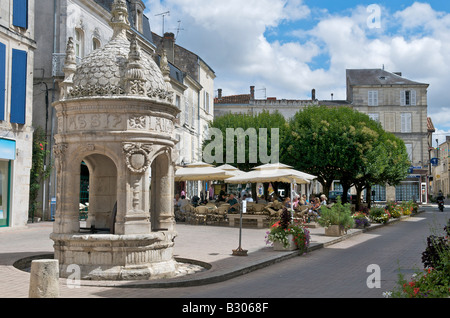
[[50, 0, 180, 281], [28, 260, 60, 298]]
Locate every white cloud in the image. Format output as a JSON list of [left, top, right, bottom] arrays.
[[144, 1, 450, 131]]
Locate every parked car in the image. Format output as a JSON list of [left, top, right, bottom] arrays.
[[328, 190, 355, 203]]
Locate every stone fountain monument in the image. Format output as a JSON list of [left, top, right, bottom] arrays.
[[49, 0, 180, 280]]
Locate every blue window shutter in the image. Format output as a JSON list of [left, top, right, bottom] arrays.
[[13, 0, 28, 29], [0, 42, 6, 121], [10, 49, 27, 125]]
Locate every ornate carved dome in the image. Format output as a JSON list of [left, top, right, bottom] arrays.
[[62, 0, 173, 103]]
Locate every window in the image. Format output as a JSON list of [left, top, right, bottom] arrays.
[[368, 90, 378, 106], [401, 90, 416, 106], [401, 113, 412, 133], [0, 42, 5, 121], [92, 38, 101, 51], [395, 182, 419, 202], [405, 143, 413, 162], [75, 29, 84, 59], [12, 0, 28, 29], [368, 113, 379, 122], [204, 91, 210, 113], [10, 49, 27, 125]]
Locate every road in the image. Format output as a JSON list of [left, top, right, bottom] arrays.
[[83, 207, 449, 299]]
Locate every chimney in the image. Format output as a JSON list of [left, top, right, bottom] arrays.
[[218, 89, 222, 99], [163, 32, 175, 64], [312, 88, 316, 101], [250, 86, 255, 100]]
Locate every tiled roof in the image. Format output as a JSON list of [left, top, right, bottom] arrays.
[[214, 94, 251, 105], [347, 69, 427, 86]]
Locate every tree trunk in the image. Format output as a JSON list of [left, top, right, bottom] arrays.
[[367, 184, 372, 209]]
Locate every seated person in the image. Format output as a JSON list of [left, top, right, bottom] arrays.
[[284, 197, 291, 208], [191, 194, 200, 207], [320, 194, 327, 206], [226, 193, 239, 213], [217, 185, 227, 202], [243, 194, 254, 202], [176, 196, 189, 221]]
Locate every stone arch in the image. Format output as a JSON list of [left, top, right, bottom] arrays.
[[82, 154, 118, 232]]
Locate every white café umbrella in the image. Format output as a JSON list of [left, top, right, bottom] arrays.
[[175, 162, 233, 181], [225, 162, 316, 185], [225, 162, 316, 216], [215, 164, 244, 177]]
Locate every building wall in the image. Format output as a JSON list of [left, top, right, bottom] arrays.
[[352, 85, 429, 167], [0, 0, 36, 228], [433, 139, 450, 197]]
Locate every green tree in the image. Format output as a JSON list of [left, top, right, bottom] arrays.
[[203, 110, 287, 172], [282, 106, 409, 206], [29, 127, 52, 221], [282, 106, 370, 199]]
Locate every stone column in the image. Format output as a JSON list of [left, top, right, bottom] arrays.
[[52, 144, 80, 234], [121, 143, 152, 234]]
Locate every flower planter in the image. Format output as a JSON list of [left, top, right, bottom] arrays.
[[272, 234, 298, 251], [324, 225, 345, 237]]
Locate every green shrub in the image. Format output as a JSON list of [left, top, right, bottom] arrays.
[[318, 196, 354, 230]]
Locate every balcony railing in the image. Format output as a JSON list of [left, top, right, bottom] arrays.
[[52, 53, 82, 77]]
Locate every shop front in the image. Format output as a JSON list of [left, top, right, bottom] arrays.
[[0, 139, 14, 227]]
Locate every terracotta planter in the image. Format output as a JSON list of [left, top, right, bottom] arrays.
[[324, 225, 345, 237], [273, 234, 298, 251]]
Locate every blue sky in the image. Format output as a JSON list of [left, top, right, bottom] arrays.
[[145, 1, 450, 144]]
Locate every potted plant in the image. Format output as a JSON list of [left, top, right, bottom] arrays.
[[352, 211, 371, 229], [265, 208, 310, 252], [318, 196, 354, 236]]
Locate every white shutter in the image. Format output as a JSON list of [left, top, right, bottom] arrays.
[[368, 91, 378, 106], [400, 91, 406, 106], [401, 113, 411, 132], [411, 90, 416, 105]]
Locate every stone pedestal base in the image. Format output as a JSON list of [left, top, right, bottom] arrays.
[[50, 231, 178, 280]]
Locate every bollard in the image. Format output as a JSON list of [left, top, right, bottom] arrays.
[[28, 259, 60, 298]]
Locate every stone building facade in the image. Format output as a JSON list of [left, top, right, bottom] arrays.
[[0, 0, 36, 228], [432, 136, 450, 198], [347, 69, 431, 203]]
